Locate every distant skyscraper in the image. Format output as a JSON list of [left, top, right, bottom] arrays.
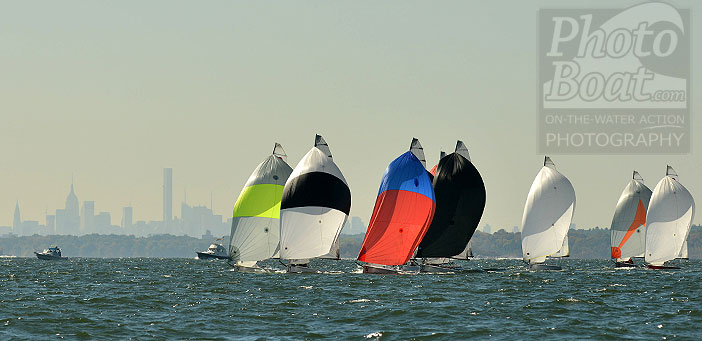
[[513, 226, 519, 233], [95, 212, 111, 231], [56, 181, 80, 235], [163, 168, 173, 227], [13, 201, 21, 235], [122, 206, 133, 229], [483, 223, 492, 234], [80, 201, 95, 235], [46, 215, 55, 234]]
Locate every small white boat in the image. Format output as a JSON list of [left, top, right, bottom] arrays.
[[196, 240, 229, 260], [35, 246, 64, 260]]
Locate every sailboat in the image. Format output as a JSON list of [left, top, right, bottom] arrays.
[[280, 135, 351, 273], [415, 140, 485, 273], [610, 171, 651, 268], [521, 156, 576, 270], [645, 166, 695, 270], [228, 143, 293, 272], [358, 140, 436, 274]]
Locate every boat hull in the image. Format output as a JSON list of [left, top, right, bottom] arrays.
[[34, 252, 64, 260], [529, 263, 562, 271], [196, 252, 230, 260], [420, 263, 461, 273], [233, 265, 268, 273], [648, 264, 680, 270], [287, 264, 321, 274], [362, 264, 399, 275], [615, 260, 637, 268]]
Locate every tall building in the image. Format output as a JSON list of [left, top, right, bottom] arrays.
[[12, 201, 21, 235], [95, 212, 111, 231], [56, 181, 80, 235], [46, 215, 55, 234], [483, 223, 492, 234], [163, 168, 173, 228], [80, 201, 95, 235], [122, 206, 133, 230]]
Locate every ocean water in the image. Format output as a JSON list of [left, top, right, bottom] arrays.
[[1, 257, 701, 340]]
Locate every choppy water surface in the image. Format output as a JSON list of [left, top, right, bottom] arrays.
[[1, 258, 701, 339]]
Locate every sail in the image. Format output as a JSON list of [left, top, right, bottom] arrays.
[[521, 156, 576, 264], [410, 138, 427, 168], [314, 134, 332, 159], [273, 143, 288, 162], [429, 151, 446, 176], [228, 144, 293, 262], [552, 234, 570, 257], [455, 140, 471, 161], [645, 166, 695, 266], [678, 239, 689, 259], [280, 138, 351, 260], [610, 171, 652, 261], [319, 222, 343, 260], [452, 240, 474, 260], [416, 148, 486, 258], [357, 151, 436, 266]]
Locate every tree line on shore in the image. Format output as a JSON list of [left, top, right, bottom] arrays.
[[1, 225, 700, 259]]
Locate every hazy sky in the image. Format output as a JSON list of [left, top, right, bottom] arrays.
[[1, 1, 700, 230]]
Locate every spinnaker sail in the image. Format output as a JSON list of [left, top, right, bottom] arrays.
[[416, 140, 485, 258], [358, 149, 436, 266], [645, 166, 695, 267], [280, 135, 351, 261], [610, 171, 651, 263], [229, 143, 293, 265], [521, 156, 576, 265]]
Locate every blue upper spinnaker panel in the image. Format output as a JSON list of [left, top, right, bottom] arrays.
[[377, 151, 435, 201]]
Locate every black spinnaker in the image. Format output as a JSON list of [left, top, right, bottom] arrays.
[[416, 143, 485, 258]]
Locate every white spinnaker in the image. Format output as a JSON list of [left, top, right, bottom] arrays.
[[280, 207, 347, 259], [645, 169, 695, 266], [521, 158, 576, 264], [610, 173, 651, 261], [280, 147, 349, 260], [410, 138, 427, 168]]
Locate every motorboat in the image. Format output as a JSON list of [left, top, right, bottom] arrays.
[[196, 240, 229, 260], [35, 246, 64, 260]]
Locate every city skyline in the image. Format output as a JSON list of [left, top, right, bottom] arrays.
[[3, 168, 231, 238]]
